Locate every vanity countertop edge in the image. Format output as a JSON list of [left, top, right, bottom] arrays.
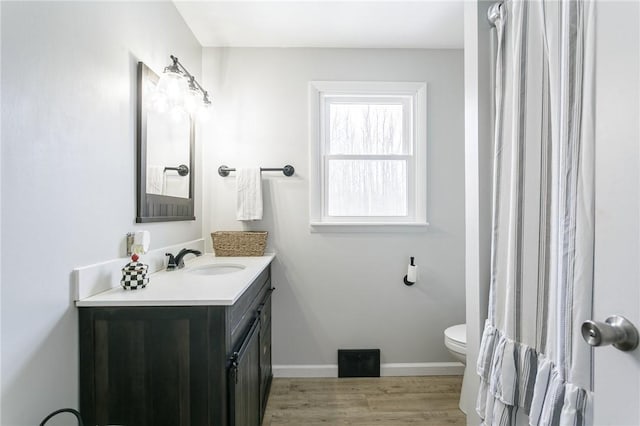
[[75, 253, 275, 307]]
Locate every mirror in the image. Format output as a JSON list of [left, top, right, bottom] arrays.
[[136, 62, 195, 222]]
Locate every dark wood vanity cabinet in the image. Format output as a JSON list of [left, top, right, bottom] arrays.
[[79, 266, 273, 426]]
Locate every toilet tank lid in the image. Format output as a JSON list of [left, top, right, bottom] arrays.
[[444, 324, 466, 343]]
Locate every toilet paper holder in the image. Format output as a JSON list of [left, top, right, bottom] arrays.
[[404, 257, 416, 286]]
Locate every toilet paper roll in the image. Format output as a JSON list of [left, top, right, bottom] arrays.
[[133, 230, 150, 254], [407, 264, 417, 283]]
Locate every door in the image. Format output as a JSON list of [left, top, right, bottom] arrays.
[[593, 1, 640, 424]]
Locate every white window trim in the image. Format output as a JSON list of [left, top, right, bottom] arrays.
[[309, 81, 428, 232]]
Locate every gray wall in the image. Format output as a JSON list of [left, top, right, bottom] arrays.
[[462, 1, 494, 422], [202, 47, 465, 369], [1, 2, 201, 424]]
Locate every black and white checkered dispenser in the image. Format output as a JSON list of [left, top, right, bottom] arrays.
[[121, 253, 149, 290]]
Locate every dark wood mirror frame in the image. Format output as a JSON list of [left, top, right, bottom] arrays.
[[136, 61, 195, 223]]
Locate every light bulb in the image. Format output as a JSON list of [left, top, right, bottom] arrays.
[[184, 87, 201, 115], [169, 105, 188, 123], [150, 90, 169, 114], [158, 70, 186, 106], [196, 101, 212, 122]]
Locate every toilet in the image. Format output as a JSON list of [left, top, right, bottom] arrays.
[[444, 324, 467, 364], [444, 324, 472, 414]]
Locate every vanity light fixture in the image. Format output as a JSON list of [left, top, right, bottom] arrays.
[[156, 55, 211, 120]]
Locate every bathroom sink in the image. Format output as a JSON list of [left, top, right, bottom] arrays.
[[187, 263, 246, 276]]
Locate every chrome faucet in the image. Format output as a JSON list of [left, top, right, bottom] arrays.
[[165, 248, 202, 270]]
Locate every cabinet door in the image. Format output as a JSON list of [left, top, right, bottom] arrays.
[[258, 291, 273, 417], [259, 319, 272, 414], [228, 318, 261, 426], [79, 307, 212, 426]]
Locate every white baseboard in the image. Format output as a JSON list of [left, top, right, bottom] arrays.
[[273, 362, 464, 378], [274, 364, 338, 378], [381, 362, 464, 376]]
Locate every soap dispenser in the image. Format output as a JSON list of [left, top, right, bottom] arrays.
[[121, 253, 149, 290]]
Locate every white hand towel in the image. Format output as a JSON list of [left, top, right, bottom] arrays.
[[236, 168, 263, 221], [164, 173, 189, 198], [146, 165, 165, 195]]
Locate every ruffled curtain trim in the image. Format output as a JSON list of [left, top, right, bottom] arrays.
[[476, 322, 593, 426]]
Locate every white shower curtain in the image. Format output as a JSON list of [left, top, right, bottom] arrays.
[[477, 1, 595, 425]]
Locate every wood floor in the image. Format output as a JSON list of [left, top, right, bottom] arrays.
[[262, 376, 467, 425]]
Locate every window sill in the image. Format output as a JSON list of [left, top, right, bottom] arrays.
[[309, 222, 430, 233]]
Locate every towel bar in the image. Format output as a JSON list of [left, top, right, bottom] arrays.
[[218, 165, 295, 177], [164, 164, 189, 176]]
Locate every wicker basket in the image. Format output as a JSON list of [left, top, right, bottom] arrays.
[[211, 231, 268, 257]]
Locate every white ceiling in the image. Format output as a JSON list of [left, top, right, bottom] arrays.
[[173, 1, 464, 49]]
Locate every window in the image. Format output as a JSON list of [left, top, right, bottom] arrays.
[[309, 81, 427, 231]]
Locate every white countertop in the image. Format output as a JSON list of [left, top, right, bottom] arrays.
[[75, 254, 275, 307]]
